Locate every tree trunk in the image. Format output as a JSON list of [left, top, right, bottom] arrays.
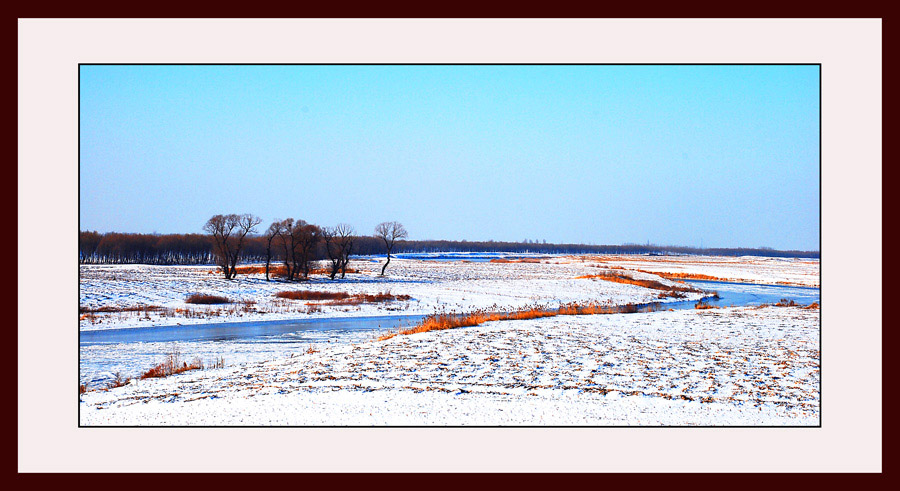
[[265, 242, 272, 281], [381, 253, 391, 276]]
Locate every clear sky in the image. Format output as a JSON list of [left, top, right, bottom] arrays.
[[80, 65, 820, 250]]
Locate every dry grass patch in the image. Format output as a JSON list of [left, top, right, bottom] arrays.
[[276, 290, 410, 305], [79, 304, 166, 314], [694, 302, 719, 310], [309, 267, 359, 275], [139, 346, 210, 380], [377, 301, 662, 341], [218, 265, 360, 277], [575, 271, 701, 294], [276, 290, 351, 301], [489, 258, 544, 264], [185, 294, 231, 304]]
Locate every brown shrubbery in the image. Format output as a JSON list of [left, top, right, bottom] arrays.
[[79, 305, 166, 314], [575, 271, 701, 294], [276, 290, 351, 301], [276, 290, 410, 305], [651, 271, 734, 282], [377, 301, 661, 341], [185, 294, 231, 304], [210, 265, 359, 277], [140, 346, 205, 379]]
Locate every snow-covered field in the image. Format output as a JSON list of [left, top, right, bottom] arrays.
[[576, 254, 820, 287], [80, 306, 819, 426], [79, 254, 820, 426], [79, 254, 814, 330], [79, 256, 710, 330]]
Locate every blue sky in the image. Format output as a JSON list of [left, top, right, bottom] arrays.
[[80, 65, 819, 250]]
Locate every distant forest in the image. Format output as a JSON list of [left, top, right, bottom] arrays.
[[79, 230, 820, 265]]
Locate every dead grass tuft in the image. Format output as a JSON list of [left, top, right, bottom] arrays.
[[489, 258, 543, 264], [140, 348, 204, 379], [774, 298, 798, 307], [79, 304, 166, 314], [575, 271, 701, 294], [277, 290, 411, 305], [276, 290, 351, 301], [377, 301, 661, 341], [185, 294, 230, 304]]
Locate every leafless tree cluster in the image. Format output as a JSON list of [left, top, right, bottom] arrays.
[[202, 213, 262, 279], [264, 218, 322, 281], [322, 223, 355, 280]]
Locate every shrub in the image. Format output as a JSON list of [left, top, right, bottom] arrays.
[[489, 258, 543, 264], [79, 304, 166, 314], [575, 271, 702, 294], [378, 300, 657, 341], [276, 290, 410, 304], [276, 290, 350, 301], [774, 298, 798, 307], [185, 294, 230, 304]]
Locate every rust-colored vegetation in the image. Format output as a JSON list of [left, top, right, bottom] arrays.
[[377, 301, 660, 341], [140, 349, 205, 380], [185, 294, 231, 304], [803, 302, 820, 309], [231, 265, 288, 276], [276, 290, 411, 305], [575, 271, 701, 294], [774, 298, 798, 307], [489, 258, 544, 263], [79, 304, 166, 314], [276, 290, 351, 301], [211, 265, 359, 277], [309, 267, 359, 275], [648, 271, 747, 283]]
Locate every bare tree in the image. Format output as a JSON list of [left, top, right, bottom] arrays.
[[293, 221, 321, 280], [228, 214, 262, 278], [322, 224, 356, 280], [374, 221, 407, 276], [321, 226, 341, 280], [203, 214, 238, 279], [275, 218, 295, 280], [273, 218, 322, 281], [203, 214, 260, 279], [263, 220, 283, 281], [336, 223, 355, 279]]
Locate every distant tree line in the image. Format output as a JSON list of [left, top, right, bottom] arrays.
[[80, 229, 819, 267], [389, 240, 819, 259]]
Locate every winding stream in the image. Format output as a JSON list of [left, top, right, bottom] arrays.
[[79, 280, 819, 386]]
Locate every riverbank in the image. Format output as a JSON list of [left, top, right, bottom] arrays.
[[79, 254, 817, 331]]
